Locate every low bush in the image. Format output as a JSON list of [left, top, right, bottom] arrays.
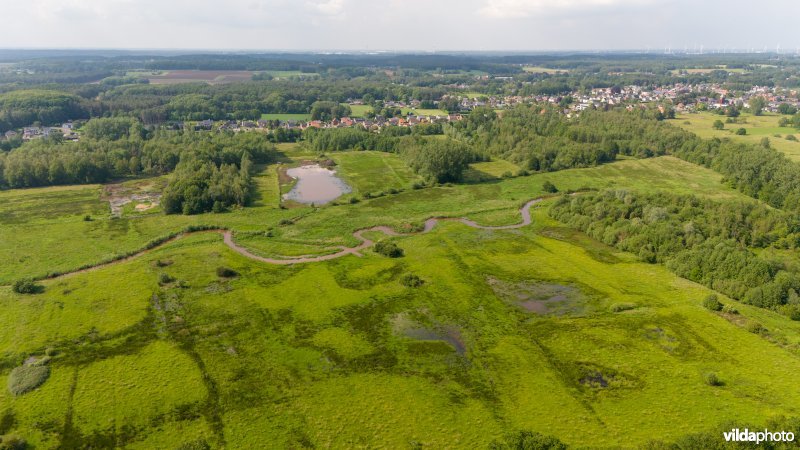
[[216, 267, 239, 278], [610, 303, 636, 313], [489, 430, 567, 450], [745, 320, 766, 334], [721, 304, 739, 315], [704, 372, 723, 387], [400, 273, 424, 288], [373, 241, 404, 258], [158, 273, 176, 285], [8, 365, 50, 396], [542, 181, 558, 193], [702, 294, 723, 312], [0, 434, 27, 450], [12, 279, 43, 295]]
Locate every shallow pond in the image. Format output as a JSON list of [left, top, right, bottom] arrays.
[[282, 164, 352, 205]]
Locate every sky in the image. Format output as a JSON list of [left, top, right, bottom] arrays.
[[0, 0, 797, 52]]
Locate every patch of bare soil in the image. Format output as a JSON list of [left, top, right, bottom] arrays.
[[103, 182, 162, 217]]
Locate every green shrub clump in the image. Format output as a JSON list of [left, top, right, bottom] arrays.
[[702, 294, 723, 311], [12, 279, 42, 295], [542, 181, 558, 193], [158, 273, 176, 285], [8, 365, 50, 396], [610, 303, 636, 313], [489, 430, 567, 450], [745, 320, 766, 334], [704, 372, 723, 386], [400, 273, 424, 288], [216, 267, 239, 278], [0, 434, 28, 450], [374, 241, 404, 258], [721, 304, 739, 315]]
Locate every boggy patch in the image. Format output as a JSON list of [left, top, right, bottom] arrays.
[[574, 362, 639, 392], [391, 312, 467, 356], [488, 277, 596, 316]]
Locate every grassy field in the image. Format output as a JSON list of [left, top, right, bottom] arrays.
[[3, 156, 800, 447], [260, 113, 312, 121], [674, 112, 800, 161], [346, 104, 373, 118], [0, 155, 752, 284]]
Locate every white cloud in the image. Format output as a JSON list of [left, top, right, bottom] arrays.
[[306, 0, 347, 16], [479, 0, 654, 18]]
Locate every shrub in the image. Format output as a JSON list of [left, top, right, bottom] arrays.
[[400, 273, 424, 288], [704, 372, 723, 386], [787, 135, 798, 142], [735, 128, 747, 135], [83, 215, 92, 222], [721, 304, 739, 315], [216, 267, 239, 278], [502, 171, 513, 178], [348, 197, 360, 204], [542, 181, 558, 193], [176, 439, 210, 450], [702, 294, 723, 312], [745, 320, 766, 334], [373, 241, 404, 258], [0, 434, 27, 450], [12, 279, 43, 295], [158, 273, 175, 285], [154, 259, 173, 268], [279, 219, 293, 226], [8, 365, 50, 396], [517, 169, 530, 177], [489, 430, 567, 450], [610, 303, 636, 313]]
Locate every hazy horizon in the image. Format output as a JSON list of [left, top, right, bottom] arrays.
[[1, 0, 797, 53]]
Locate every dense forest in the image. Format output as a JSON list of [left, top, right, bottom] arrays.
[[0, 118, 276, 188], [550, 191, 800, 317]]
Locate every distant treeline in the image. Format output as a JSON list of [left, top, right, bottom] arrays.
[[0, 117, 276, 189]]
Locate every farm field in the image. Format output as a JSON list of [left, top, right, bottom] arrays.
[[145, 70, 256, 85], [3, 153, 800, 448], [522, 66, 568, 74], [674, 112, 800, 161]]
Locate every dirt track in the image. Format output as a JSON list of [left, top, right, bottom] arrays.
[[223, 198, 541, 264], [43, 198, 543, 279]]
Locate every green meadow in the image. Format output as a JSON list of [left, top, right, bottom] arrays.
[[675, 112, 800, 161], [260, 113, 312, 121], [3, 151, 800, 448]]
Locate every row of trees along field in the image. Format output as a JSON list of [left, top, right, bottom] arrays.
[[550, 191, 800, 318], [0, 117, 276, 189]]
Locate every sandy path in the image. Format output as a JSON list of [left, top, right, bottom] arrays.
[[40, 198, 543, 279]]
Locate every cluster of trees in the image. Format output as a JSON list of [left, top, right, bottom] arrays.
[[0, 118, 276, 188], [0, 90, 90, 132], [310, 101, 351, 121], [450, 106, 693, 172], [399, 137, 478, 183], [550, 191, 800, 315], [161, 152, 255, 215]]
